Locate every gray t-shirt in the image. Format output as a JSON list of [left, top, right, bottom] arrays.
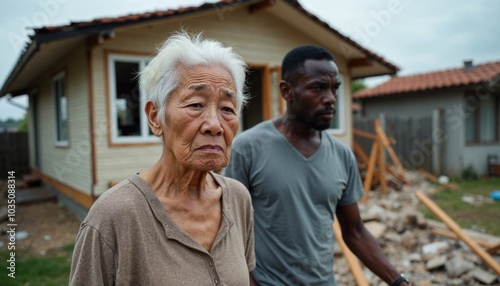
[[70, 173, 255, 286], [224, 121, 363, 285]]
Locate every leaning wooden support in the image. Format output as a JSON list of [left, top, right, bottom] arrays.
[[333, 218, 369, 286], [430, 228, 500, 254], [361, 140, 379, 203], [416, 191, 500, 274], [374, 120, 405, 174]]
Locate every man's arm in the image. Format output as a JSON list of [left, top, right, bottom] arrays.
[[335, 203, 408, 286]]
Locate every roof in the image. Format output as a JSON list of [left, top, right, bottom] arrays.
[[1, 0, 399, 97], [354, 61, 500, 99]]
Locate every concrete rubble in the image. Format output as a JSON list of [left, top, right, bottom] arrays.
[[333, 171, 500, 286]]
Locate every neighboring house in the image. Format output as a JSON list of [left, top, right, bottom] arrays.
[[0, 0, 398, 215], [0, 121, 19, 133], [354, 60, 500, 178]]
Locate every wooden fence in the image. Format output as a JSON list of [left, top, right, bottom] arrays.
[[354, 116, 433, 172], [0, 132, 29, 179]]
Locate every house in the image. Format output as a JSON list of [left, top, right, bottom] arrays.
[[354, 60, 500, 178], [0, 0, 398, 216]]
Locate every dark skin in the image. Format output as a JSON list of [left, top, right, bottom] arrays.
[[267, 59, 408, 286]]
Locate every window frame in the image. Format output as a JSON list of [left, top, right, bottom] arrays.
[[53, 71, 69, 147], [328, 74, 345, 134], [465, 92, 499, 145], [108, 54, 158, 144]]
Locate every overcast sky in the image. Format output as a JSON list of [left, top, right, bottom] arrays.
[[1, 0, 500, 120]]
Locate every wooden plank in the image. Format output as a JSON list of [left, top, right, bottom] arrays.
[[377, 140, 387, 194], [430, 228, 497, 250], [374, 120, 405, 174], [417, 169, 438, 182], [386, 165, 408, 185], [416, 191, 500, 274], [361, 140, 379, 203], [353, 140, 369, 165], [333, 218, 369, 286], [487, 243, 500, 254], [353, 129, 378, 141]]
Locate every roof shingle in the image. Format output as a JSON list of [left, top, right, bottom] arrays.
[[353, 61, 500, 99]]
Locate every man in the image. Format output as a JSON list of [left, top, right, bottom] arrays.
[[224, 45, 409, 286]]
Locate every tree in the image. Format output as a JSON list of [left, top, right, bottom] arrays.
[[17, 114, 28, 132], [352, 79, 367, 94]]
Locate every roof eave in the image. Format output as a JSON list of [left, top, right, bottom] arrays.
[[0, 41, 38, 98]]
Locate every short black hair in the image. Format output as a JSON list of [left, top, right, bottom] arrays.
[[282, 45, 335, 84]]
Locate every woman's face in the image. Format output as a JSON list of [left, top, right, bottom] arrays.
[[161, 65, 240, 171]]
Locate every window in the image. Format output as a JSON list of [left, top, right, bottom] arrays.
[[109, 55, 156, 143], [465, 93, 499, 144], [328, 74, 345, 133], [53, 72, 68, 146]]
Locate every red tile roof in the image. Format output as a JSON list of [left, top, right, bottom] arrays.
[[353, 61, 500, 99]]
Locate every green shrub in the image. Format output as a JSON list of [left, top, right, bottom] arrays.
[[462, 165, 478, 180]]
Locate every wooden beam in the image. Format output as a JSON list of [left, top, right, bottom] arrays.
[[249, 0, 276, 14], [417, 169, 438, 182], [333, 218, 369, 286], [386, 165, 408, 185], [353, 140, 369, 165], [416, 192, 500, 274], [261, 65, 273, 120], [361, 140, 379, 203], [348, 58, 372, 68], [378, 141, 387, 194], [31, 168, 96, 209], [487, 243, 500, 254], [430, 228, 500, 253], [374, 119, 405, 174], [353, 129, 378, 141]]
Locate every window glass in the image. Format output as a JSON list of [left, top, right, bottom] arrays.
[[54, 74, 68, 144], [329, 74, 344, 132], [109, 55, 158, 143], [114, 61, 141, 137], [479, 95, 496, 142]]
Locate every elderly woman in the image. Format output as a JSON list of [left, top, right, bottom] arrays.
[[69, 32, 255, 285]]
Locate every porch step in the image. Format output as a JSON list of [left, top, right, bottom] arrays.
[[23, 174, 42, 187], [15, 187, 56, 204]]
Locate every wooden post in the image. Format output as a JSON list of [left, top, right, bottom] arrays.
[[374, 119, 405, 174], [333, 218, 369, 286], [378, 140, 387, 194], [416, 192, 500, 274], [361, 140, 379, 203]]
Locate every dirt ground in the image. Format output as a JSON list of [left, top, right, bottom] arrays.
[[0, 181, 81, 257]]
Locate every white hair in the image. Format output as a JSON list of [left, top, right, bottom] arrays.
[[140, 31, 248, 124]]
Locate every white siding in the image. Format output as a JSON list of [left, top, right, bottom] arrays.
[[36, 43, 92, 194]]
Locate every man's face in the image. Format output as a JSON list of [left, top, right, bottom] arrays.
[[288, 59, 340, 130]]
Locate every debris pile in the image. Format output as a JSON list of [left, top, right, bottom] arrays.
[[333, 171, 500, 286]]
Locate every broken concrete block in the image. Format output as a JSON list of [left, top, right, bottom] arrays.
[[365, 221, 387, 239], [425, 255, 447, 270], [422, 241, 449, 256], [401, 231, 418, 250], [15, 231, 28, 240], [408, 252, 422, 262], [470, 267, 498, 285], [384, 232, 401, 243], [445, 256, 474, 277], [414, 280, 431, 286]]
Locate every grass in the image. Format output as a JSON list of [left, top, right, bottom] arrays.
[[418, 177, 500, 236], [0, 243, 74, 286]]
